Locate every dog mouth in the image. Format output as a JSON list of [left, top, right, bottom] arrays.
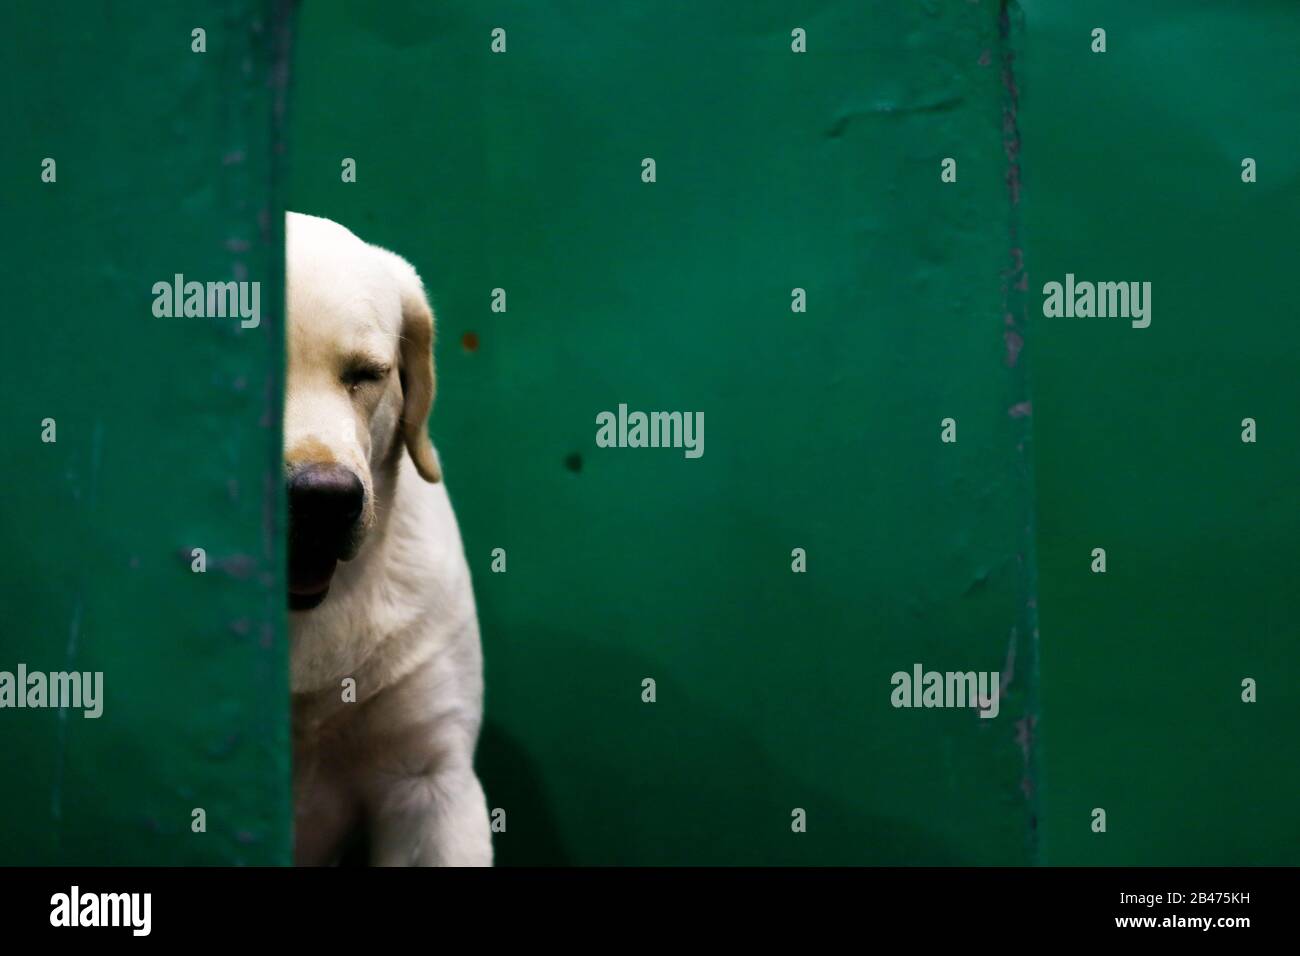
[[288, 548, 339, 611]]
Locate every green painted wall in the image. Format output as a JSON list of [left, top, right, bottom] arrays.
[[0, 2, 291, 864], [1018, 0, 1300, 865], [4, 0, 1294, 868]]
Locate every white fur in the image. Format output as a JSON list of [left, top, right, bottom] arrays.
[[285, 212, 491, 866]]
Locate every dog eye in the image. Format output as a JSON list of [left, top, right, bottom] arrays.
[[341, 365, 390, 391]]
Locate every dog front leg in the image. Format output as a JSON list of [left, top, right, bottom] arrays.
[[368, 767, 493, 867]]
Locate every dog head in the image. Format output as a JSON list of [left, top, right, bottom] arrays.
[[284, 212, 441, 611]]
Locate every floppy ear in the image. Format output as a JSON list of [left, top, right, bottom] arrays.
[[377, 248, 442, 483]]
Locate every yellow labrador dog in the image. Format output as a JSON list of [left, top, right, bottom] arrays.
[[284, 212, 491, 866]]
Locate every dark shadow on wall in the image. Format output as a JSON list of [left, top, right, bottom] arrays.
[[476, 719, 574, 866], [475, 636, 964, 866]]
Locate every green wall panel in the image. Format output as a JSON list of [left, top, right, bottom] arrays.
[[4, 0, 1293, 868], [289, 0, 1037, 865], [0, 2, 292, 864], [1019, 0, 1300, 865]]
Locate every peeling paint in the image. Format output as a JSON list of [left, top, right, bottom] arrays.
[[1004, 329, 1023, 366], [825, 94, 965, 137], [998, 0, 1041, 862], [1000, 627, 1017, 695], [1015, 714, 1038, 765]]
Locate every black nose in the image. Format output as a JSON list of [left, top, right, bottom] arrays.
[[288, 463, 364, 555]]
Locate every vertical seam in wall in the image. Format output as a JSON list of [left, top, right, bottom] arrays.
[[998, 0, 1043, 866], [266, 0, 296, 866]]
